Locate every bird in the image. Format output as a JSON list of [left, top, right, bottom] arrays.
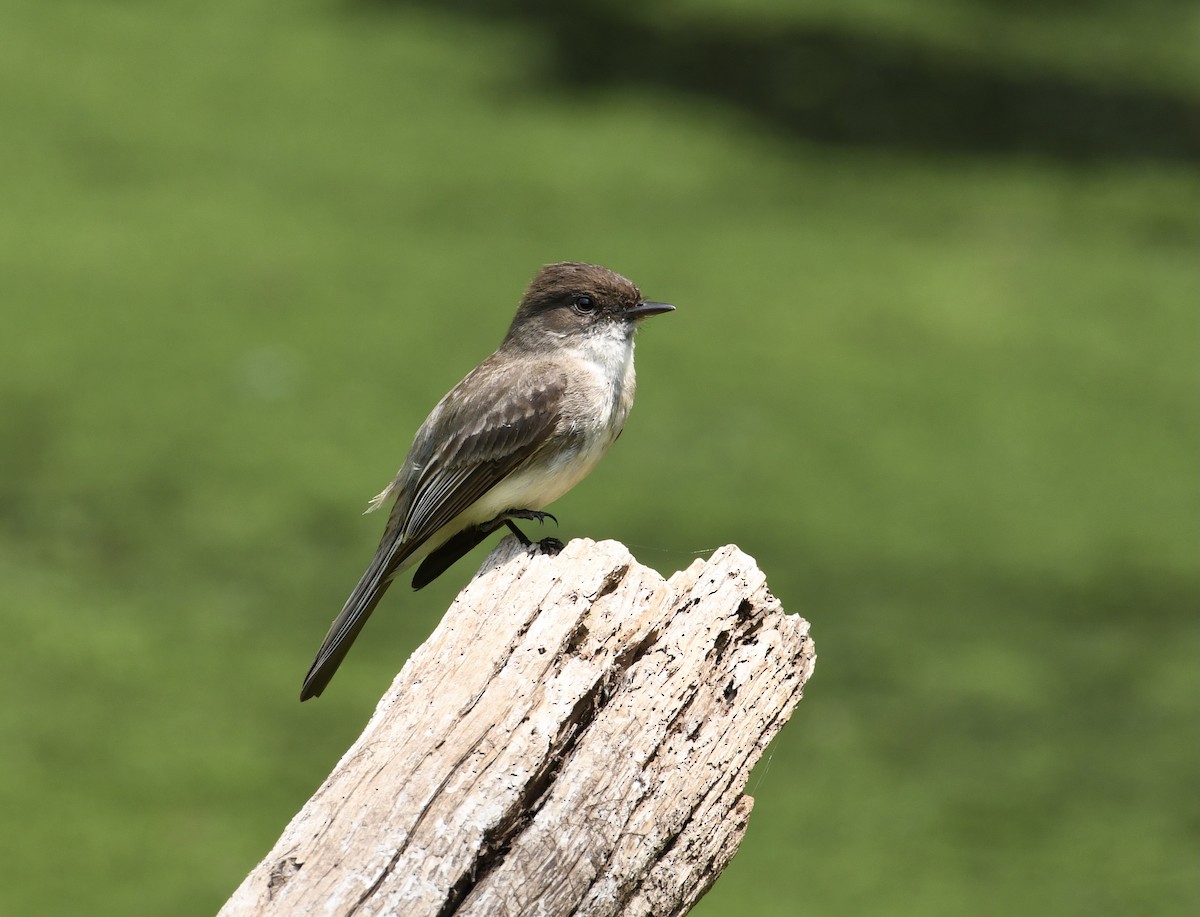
[[300, 262, 674, 700]]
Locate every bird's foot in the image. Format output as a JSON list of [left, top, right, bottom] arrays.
[[536, 536, 565, 555], [503, 509, 561, 549], [507, 509, 559, 527]]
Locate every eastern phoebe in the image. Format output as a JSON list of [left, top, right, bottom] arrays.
[[300, 262, 674, 700]]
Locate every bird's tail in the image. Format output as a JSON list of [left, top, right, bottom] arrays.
[[300, 548, 398, 701]]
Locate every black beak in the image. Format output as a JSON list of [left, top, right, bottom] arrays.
[[626, 300, 675, 318]]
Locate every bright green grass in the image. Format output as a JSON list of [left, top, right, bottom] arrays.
[[1, 2, 1196, 915]]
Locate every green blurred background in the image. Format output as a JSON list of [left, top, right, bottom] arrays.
[[2, 0, 1196, 913]]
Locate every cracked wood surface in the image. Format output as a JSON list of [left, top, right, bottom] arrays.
[[220, 538, 815, 917]]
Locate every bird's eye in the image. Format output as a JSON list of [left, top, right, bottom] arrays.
[[573, 294, 596, 314]]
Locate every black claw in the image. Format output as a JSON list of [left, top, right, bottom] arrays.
[[504, 508, 561, 548], [507, 509, 558, 527], [537, 537, 565, 555]]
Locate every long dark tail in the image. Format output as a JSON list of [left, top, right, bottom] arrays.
[[300, 547, 401, 701]]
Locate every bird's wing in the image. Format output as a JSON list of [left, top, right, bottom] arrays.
[[395, 370, 566, 547], [300, 361, 566, 700]]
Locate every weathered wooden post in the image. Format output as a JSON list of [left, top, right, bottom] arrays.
[[221, 537, 815, 916]]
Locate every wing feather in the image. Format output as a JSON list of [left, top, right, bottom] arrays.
[[397, 371, 566, 545], [300, 359, 566, 700]]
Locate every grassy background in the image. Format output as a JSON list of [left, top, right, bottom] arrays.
[[2, 0, 1197, 913]]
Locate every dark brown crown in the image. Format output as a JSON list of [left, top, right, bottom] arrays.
[[519, 262, 642, 311]]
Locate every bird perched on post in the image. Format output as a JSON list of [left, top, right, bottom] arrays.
[[300, 262, 674, 700]]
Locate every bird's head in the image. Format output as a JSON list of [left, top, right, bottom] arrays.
[[503, 262, 674, 350]]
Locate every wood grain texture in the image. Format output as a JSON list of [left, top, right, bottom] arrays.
[[221, 538, 815, 917]]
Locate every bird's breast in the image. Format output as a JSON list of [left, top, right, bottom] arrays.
[[467, 338, 636, 522]]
